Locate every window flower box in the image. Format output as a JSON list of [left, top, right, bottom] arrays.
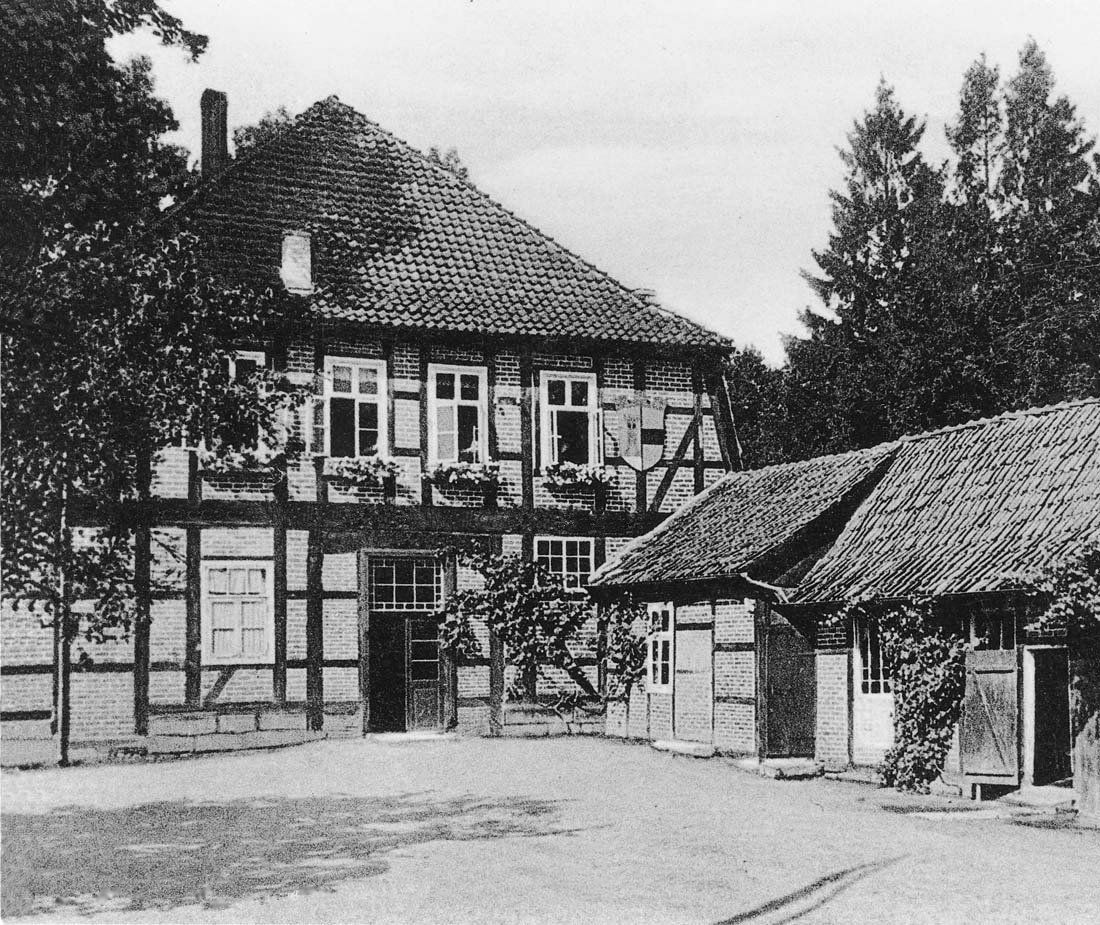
[[197, 442, 284, 475], [541, 461, 612, 489], [322, 454, 400, 487], [427, 460, 500, 490]]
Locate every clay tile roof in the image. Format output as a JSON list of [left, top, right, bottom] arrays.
[[188, 96, 729, 350], [794, 399, 1100, 603], [589, 443, 897, 589]]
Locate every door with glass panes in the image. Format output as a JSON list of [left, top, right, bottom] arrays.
[[364, 556, 443, 732]]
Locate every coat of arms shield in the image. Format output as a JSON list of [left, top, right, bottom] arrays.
[[613, 396, 667, 471]]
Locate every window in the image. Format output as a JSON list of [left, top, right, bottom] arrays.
[[857, 620, 890, 695], [428, 364, 487, 464], [647, 602, 673, 690], [370, 557, 442, 611], [970, 609, 1016, 651], [535, 537, 594, 588], [202, 561, 274, 664], [280, 231, 312, 292], [325, 357, 387, 458], [219, 350, 267, 447], [539, 371, 600, 466]]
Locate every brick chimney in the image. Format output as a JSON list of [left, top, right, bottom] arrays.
[[200, 89, 228, 177]]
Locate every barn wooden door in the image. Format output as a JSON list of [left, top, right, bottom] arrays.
[[961, 649, 1019, 785], [760, 610, 816, 758]]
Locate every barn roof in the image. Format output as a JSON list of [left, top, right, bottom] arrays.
[[589, 443, 896, 590], [187, 96, 728, 350], [794, 399, 1100, 603]]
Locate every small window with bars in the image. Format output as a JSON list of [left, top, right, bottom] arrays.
[[535, 537, 594, 588], [857, 619, 891, 694], [370, 558, 442, 611], [202, 562, 273, 664], [647, 602, 673, 690]]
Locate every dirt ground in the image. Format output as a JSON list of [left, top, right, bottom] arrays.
[[2, 736, 1098, 924]]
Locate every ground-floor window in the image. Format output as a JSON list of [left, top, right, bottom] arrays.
[[201, 560, 274, 664], [856, 619, 890, 695], [535, 536, 594, 588], [647, 602, 673, 690]]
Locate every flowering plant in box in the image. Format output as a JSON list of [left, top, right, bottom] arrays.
[[542, 461, 612, 488], [196, 439, 284, 474], [323, 454, 400, 486], [428, 460, 500, 488]]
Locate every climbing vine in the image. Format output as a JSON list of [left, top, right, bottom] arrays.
[[437, 555, 649, 706], [830, 594, 968, 793]]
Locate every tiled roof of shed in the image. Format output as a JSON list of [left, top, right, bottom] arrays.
[[794, 399, 1100, 602], [189, 96, 728, 349], [589, 443, 896, 589]]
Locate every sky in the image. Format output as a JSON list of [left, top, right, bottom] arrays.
[[112, 1, 1100, 363]]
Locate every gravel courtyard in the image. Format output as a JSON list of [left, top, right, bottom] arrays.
[[2, 736, 1098, 924]]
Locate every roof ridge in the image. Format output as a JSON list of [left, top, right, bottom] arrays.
[[898, 396, 1100, 445], [312, 98, 729, 347]]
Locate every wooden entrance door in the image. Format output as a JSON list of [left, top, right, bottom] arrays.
[[961, 648, 1019, 784], [368, 615, 407, 732], [760, 610, 816, 758], [1031, 648, 1071, 785]]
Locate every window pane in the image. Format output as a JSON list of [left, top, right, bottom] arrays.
[[651, 640, 659, 681], [570, 380, 589, 406], [235, 358, 258, 381], [660, 609, 670, 632], [330, 397, 356, 457], [357, 366, 378, 395], [241, 600, 265, 628], [555, 410, 590, 464], [210, 600, 238, 628], [547, 378, 566, 406], [241, 629, 265, 657], [457, 405, 480, 462], [332, 365, 352, 393], [410, 660, 438, 681], [228, 569, 247, 594], [207, 569, 227, 594], [660, 642, 670, 685], [436, 372, 455, 400], [358, 402, 379, 455], [247, 569, 265, 594], [435, 405, 456, 461], [212, 628, 237, 657], [411, 640, 438, 662], [460, 374, 479, 401]]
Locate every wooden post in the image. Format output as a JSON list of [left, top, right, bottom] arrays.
[[133, 523, 151, 736], [419, 348, 432, 506], [632, 361, 647, 511], [520, 350, 535, 511], [184, 526, 202, 706], [306, 458, 325, 731], [692, 368, 705, 494], [441, 552, 458, 730], [273, 464, 288, 704], [357, 551, 371, 734]]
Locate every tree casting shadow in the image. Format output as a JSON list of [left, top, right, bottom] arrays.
[[2, 792, 567, 918]]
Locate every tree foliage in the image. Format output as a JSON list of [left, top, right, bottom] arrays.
[[426, 146, 470, 182], [232, 106, 294, 157], [746, 42, 1100, 467]]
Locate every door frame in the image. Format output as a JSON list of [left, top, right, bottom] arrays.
[[1021, 644, 1070, 786], [357, 548, 457, 734]]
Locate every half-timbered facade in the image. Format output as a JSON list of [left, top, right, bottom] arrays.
[[0, 90, 736, 759]]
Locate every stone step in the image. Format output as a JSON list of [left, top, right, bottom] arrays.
[[651, 739, 716, 759], [998, 785, 1077, 813], [734, 757, 824, 780], [146, 728, 323, 755]]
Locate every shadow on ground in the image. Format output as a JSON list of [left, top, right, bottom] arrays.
[[2, 792, 568, 918]]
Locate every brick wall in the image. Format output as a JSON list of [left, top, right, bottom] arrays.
[[815, 650, 850, 768]]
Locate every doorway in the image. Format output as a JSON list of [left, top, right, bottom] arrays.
[[760, 609, 816, 758], [363, 555, 444, 733], [1025, 647, 1071, 786]]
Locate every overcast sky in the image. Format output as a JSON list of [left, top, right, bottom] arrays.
[[113, 1, 1100, 363]]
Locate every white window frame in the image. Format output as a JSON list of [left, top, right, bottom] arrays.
[[280, 231, 313, 293], [855, 618, 891, 696], [538, 370, 601, 467], [534, 536, 595, 589], [201, 560, 275, 665], [427, 363, 489, 465], [647, 601, 674, 690], [323, 357, 388, 458]]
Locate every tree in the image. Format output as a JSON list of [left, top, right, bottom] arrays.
[[1, 2, 310, 764], [232, 106, 293, 157], [789, 80, 946, 455], [426, 146, 470, 182], [723, 349, 786, 469]]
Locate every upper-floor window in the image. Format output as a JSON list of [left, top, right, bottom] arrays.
[[539, 371, 600, 467], [647, 601, 673, 690], [325, 357, 387, 458], [280, 231, 312, 293], [535, 537, 594, 588], [202, 560, 274, 664], [428, 364, 487, 464], [219, 350, 267, 448]]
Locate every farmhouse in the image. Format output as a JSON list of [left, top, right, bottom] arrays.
[[590, 399, 1100, 811], [0, 90, 736, 759]]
